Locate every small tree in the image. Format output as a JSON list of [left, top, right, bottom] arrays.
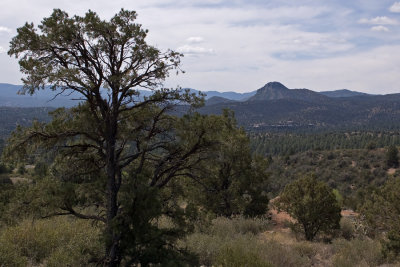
[[277, 175, 341, 241], [361, 178, 400, 259], [386, 145, 399, 168]]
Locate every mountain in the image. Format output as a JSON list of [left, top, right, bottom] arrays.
[[319, 89, 369, 98], [0, 83, 80, 107], [2, 81, 400, 133], [247, 82, 329, 103], [201, 90, 256, 101], [0, 83, 256, 108], [205, 96, 237, 106], [199, 82, 400, 131]]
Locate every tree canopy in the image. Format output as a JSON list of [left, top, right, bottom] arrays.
[[277, 175, 341, 241]]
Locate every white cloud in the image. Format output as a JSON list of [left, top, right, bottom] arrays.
[[389, 2, 400, 13], [371, 25, 390, 32], [186, 36, 204, 44], [0, 26, 11, 33], [359, 16, 398, 25], [167, 45, 400, 94], [176, 45, 215, 56]]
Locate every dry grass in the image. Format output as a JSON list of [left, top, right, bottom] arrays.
[[183, 215, 400, 267]]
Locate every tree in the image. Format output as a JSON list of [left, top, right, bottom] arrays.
[[6, 9, 218, 266], [277, 175, 341, 241], [361, 178, 400, 259], [188, 110, 269, 217], [386, 145, 399, 168]]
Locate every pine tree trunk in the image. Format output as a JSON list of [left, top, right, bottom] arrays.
[[105, 119, 121, 266]]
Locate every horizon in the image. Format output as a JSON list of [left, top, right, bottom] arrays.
[[0, 81, 378, 95], [1, 1, 400, 94]]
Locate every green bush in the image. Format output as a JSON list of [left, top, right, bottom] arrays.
[[340, 217, 355, 240]]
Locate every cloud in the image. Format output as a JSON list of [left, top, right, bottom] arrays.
[[0, 46, 5, 53], [176, 45, 215, 56], [371, 26, 390, 32], [186, 36, 204, 44], [0, 26, 11, 33], [359, 16, 398, 25], [390, 2, 400, 13]]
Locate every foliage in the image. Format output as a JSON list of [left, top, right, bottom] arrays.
[[360, 178, 400, 259], [187, 110, 269, 217], [251, 131, 400, 156], [6, 8, 225, 266], [386, 145, 399, 168], [277, 175, 341, 241], [34, 161, 48, 177], [0, 183, 16, 227], [339, 217, 355, 240], [215, 243, 272, 267], [0, 217, 102, 266], [265, 148, 397, 206], [184, 216, 312, 267], [332, 238, 383, 267]]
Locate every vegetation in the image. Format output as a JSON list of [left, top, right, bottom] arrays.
[[386, 145, 399, 168], [251, 131, 400, 156], [186, 110, 269, 217], [361, 178, 400, 259], [1, 6, 400, 267], [277, 175, 341, 241], [0, 217, 101, 266], [4, 8, 270, 266], [265, 147, 399, 207], [6, 8, 214, 266]]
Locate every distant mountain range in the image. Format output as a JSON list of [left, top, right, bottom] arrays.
[[0, 83, 257, 107], [2, 81, 399, 132], [198, 82, 400, 130], [0, 82, 371, 108]]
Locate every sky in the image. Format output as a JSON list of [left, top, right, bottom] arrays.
[[0, 0, 400, 94]]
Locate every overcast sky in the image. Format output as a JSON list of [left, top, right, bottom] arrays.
[[0, 0, 400, 94]]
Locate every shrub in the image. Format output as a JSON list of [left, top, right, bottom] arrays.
[[0, 217, 102, 266], [216, 242, 272, 267], [208, 216, 270, 237], [340, 217, 355, 240], [332, 238, 383, 267], [185, 216, 311, 267]]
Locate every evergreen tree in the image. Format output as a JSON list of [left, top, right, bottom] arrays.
[[386, 145, 399, 168], [6, 9, 222, 266], [277, 175, 341, 241]]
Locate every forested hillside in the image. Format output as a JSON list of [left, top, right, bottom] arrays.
[[251, 131, 400, 155], [199, 82, 400, 130]]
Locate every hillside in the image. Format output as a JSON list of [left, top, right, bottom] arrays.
[[266, 148, 397, 203], [199, 82, 400, 130], [0, 107, 52, 138], [320, 89, 369, 98], [247, 82, 329, 103]]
